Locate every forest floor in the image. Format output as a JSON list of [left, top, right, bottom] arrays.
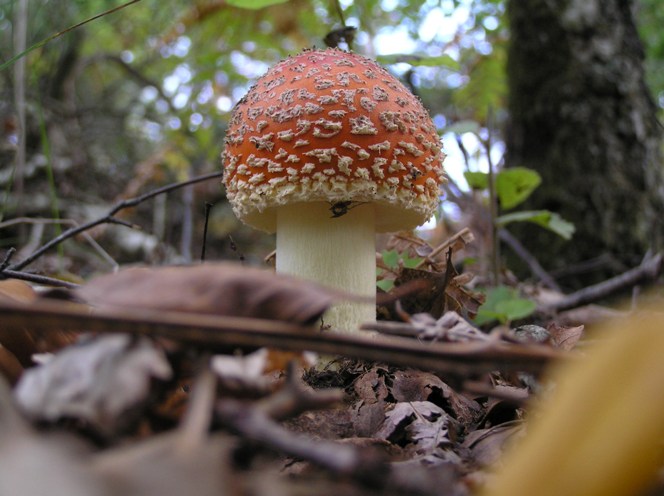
[[0, 232, 663, 496]]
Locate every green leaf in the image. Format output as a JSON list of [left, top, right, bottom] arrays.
[[473, 286, 536, 325], [464, 171, 489, 190], [376, 54, 460, 70], [226, 0, 290, 8], [381, 249, 400, 269], [402, 255, 424, 269], [495, 298, 537, 321], [497, 210, 576, 240], [496, 167, 542, 209], [452, 42, 507, 123], [377, 279, 395, 292]]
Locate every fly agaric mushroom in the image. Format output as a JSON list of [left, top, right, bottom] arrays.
[[222, 48, 446, 333]]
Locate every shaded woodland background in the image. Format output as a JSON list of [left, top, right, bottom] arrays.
[[1, 3, 664, 495], [1, 0, 664, 291]]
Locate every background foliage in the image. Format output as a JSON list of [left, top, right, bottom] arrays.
[[0, 0, 662, 279]]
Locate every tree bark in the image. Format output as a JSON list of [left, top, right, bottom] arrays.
[[505, 0, 664, 288]]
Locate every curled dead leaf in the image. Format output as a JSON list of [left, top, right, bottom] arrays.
[[75, 263, 347, 326], [547, 322, 584, 351], [15, 335, 172, 436], [376, 401, 452, 456], [0, 279, 75, 371]]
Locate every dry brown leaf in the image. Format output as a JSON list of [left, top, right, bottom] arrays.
[[395, 255, 483, 319], [390, 370, 482, 427], [462, 422, 524, 468], [385, 231, 434, 259], [0, 280, 37, 366], [75, 263, 344, 325], [352, 365, 390, 404], [0, 279, 37, 303], [547, 322, 585, 351], [0, 345, 23, 385], [376, 401, 452, 456], [0, 279, 75, 370], [15, 335, 172, 436]]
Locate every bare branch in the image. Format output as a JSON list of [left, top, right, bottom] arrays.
[[0, 298, 564, 376], [6, 171, 223, 272], [0, 269, 78, 288], [543, 252, 663, 312]]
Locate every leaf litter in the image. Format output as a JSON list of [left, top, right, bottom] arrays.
[[0, 241, 615, 496]]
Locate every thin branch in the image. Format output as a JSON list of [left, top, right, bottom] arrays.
[[483, 113, 500, 286], [6, 171, 223, 272], [414, 227, 474, 269], [0, 269, 78, 288], [499, 228, 561, 291], [0, 298, 565, 376], [0, 248, 16, 271], [11, 0, 28, 222], [0, 0, 144, 71], [1, 217, 118, 270], [332, 0, 347, 26], [201, 202, 214, 262], [543, 252, 663, 312]]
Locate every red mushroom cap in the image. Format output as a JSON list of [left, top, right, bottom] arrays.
[[222, 48, 446, 232]]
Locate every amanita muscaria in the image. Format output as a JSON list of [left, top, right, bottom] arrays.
[[222, 48, 446, 333]]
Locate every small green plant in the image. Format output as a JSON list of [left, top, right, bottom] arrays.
[[376, 249, 423, 292], [464, 167, 574, 240], [474, 285, 536, 326]]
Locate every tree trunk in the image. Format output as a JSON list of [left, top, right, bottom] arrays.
[[505, 0, 664, 288]]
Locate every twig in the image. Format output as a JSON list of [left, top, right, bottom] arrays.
[[176, 364, 217, 455], [1, 217, 118, 270], [483, 112, 500, 285], [0, 269, 78, 288], [255, 362, 344, 421], [414, 227, 474, 269], [0, 0, 144, 71], [0, 298, 564, 375], [7, 171, 223, 272], [0, 248, 15, 271], [201, 202, 214, 262], [544, 252, 663, 312], [332, 0, 347, 26], [216, 368, 383, 484], [11, 0, 28, 223], [218, 396, 386, 485], [499, 228, 561, 291], [228, 235, 245, 263]]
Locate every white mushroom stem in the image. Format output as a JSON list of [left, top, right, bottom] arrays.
[[276, 202, 376, 334]]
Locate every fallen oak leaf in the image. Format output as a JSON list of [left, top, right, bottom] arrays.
[[376, 401, 453, 456], [74, 263, 353, 326]]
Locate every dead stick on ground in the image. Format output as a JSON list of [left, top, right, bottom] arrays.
[[544, 252, 663, 312], [0, 299, 564, 376]]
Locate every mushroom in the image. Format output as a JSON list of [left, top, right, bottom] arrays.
[[222, 48, 446, 334]]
